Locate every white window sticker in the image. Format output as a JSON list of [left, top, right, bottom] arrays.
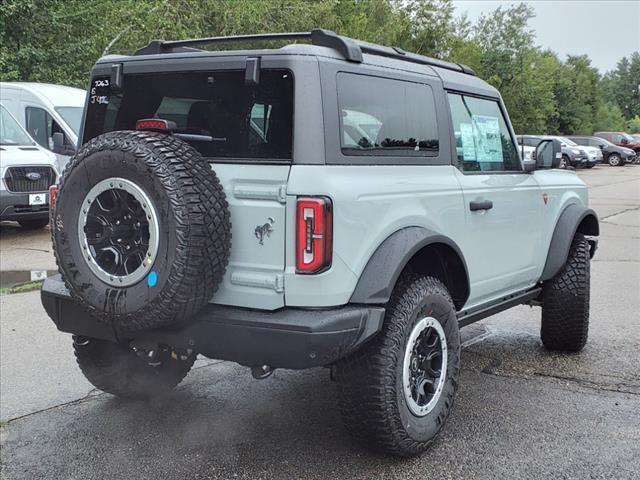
[[471, 115, 502, 163], [459, 123, 476, 161]]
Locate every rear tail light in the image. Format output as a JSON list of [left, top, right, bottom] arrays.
[[296, 197, 332, 274], [49, 185, 58, 208], [135, 118, 175, 131]]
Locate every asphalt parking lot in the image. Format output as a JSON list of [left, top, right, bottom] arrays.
[[1, 165, 639, 479]]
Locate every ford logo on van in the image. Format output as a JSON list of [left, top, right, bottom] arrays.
[[25, 172, 42, 181]]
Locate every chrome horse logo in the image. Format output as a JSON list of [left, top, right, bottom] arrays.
[[254, 217, 275, 245]]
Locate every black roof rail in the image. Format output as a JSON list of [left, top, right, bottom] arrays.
[[356, 40, 475, 75], [134, 28, 475, 76], [135, 29, 363, 62]]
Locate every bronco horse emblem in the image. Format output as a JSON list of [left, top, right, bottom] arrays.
[[254, 217, 275, 245]]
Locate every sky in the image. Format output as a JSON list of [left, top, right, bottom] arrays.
[[451, 0, 640, 73]]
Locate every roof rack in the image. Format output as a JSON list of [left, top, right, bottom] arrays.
[[134, 28, 475, 76]]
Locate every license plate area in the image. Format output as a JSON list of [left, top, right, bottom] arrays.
[[29, 193, 47, 205]]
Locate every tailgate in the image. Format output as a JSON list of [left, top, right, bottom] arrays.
[[209, 163, 290, 309]]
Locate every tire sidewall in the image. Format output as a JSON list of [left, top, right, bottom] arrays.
[[395, 288, 460, 442]]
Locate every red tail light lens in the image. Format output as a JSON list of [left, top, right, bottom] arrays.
[[49, 185, 58, 208], [296, 197, 332, 274], [135, 118, 173, 131]]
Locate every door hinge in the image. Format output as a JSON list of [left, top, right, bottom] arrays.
[[233, 183, 287, 204], [230, 271, 285, 293]]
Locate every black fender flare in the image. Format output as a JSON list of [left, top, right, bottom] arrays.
[[349, 226, 470, 307], [540, 204, 599, 281]]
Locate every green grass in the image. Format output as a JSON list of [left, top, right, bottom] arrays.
[[0, 280, 44, 295]]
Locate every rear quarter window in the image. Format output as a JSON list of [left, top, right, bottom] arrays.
[[83, 70, 294, 160], [337, 73, 439, 157]]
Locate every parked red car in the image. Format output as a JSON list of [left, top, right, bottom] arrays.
[[594, 131, 640, 154]]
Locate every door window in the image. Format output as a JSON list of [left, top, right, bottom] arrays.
[[25, 107, 70, 151], [523, 137, 540, 148], [337, 73, 439, 157], [447, 93, 520, 172]]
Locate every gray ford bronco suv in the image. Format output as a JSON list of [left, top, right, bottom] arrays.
[[42, 29, 599, 457]]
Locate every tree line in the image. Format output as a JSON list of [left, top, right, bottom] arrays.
[[2, 0, 638, 135]]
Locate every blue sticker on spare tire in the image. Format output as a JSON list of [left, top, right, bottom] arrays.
[[147, 271, 158, 287]]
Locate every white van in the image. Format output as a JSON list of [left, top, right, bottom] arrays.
[[0, 103, 59, 229], [0, 82, 86, 172]]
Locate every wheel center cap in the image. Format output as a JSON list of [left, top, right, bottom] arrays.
[[411, 357, 419, 371]]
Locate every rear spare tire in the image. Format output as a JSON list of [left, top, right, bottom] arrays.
[[52, 131, 231, 331]]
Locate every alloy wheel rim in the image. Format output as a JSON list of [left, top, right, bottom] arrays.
[[78, 177, 159, 287], [402, 316, 448, 417]]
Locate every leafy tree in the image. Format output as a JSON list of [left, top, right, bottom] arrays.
[[594, 103, 628, 132], [554, 55, 601, 135], [601, 53, 640, 121], [628, 115, 640, 133], [1, 0, 638, 135]]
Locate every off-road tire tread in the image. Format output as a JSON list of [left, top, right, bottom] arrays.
[[74, 338, 195, 399], [541, 233, 590, 351], [53, 131, 231, 331], [335, 275, 459, 457]]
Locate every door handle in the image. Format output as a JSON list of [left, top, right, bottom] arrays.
[[469, 200, 493, 211]]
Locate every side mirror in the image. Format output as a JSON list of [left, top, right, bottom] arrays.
[[620, 137, 628, 144], [52, 132, 76, 156], [535, 138, 562, 169]]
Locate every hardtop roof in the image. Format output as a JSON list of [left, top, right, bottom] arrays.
[[96, 42, 499, 99]]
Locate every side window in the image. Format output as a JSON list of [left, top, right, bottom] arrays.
[[25, 107, 48, 148], [25, 107, 70, 151], [612, 133, 623, 143], [248, 103, 271, 144], [337, 73, 439, 157], [447, 93, 520, 172]]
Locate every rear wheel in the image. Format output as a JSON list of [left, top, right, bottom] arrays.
[[541, 233, 590, 352], [18, 218, 49, 230], [335, 275, 460, 457], [608, 154, 621, 166], [73, 336, 195, 399]]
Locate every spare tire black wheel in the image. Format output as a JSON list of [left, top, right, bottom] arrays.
[[52, 130, 231, 331]]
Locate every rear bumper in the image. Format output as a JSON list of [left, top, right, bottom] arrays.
[[41, 275, 385, 369], [0, 190, 49, 221]]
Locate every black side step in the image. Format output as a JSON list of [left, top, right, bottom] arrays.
[[457, 287, 542, 327]]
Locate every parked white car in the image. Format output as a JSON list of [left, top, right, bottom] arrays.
[[554, 136, 602, 166], [0, 103, 58, 229], [0, 82, 86, 172]]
